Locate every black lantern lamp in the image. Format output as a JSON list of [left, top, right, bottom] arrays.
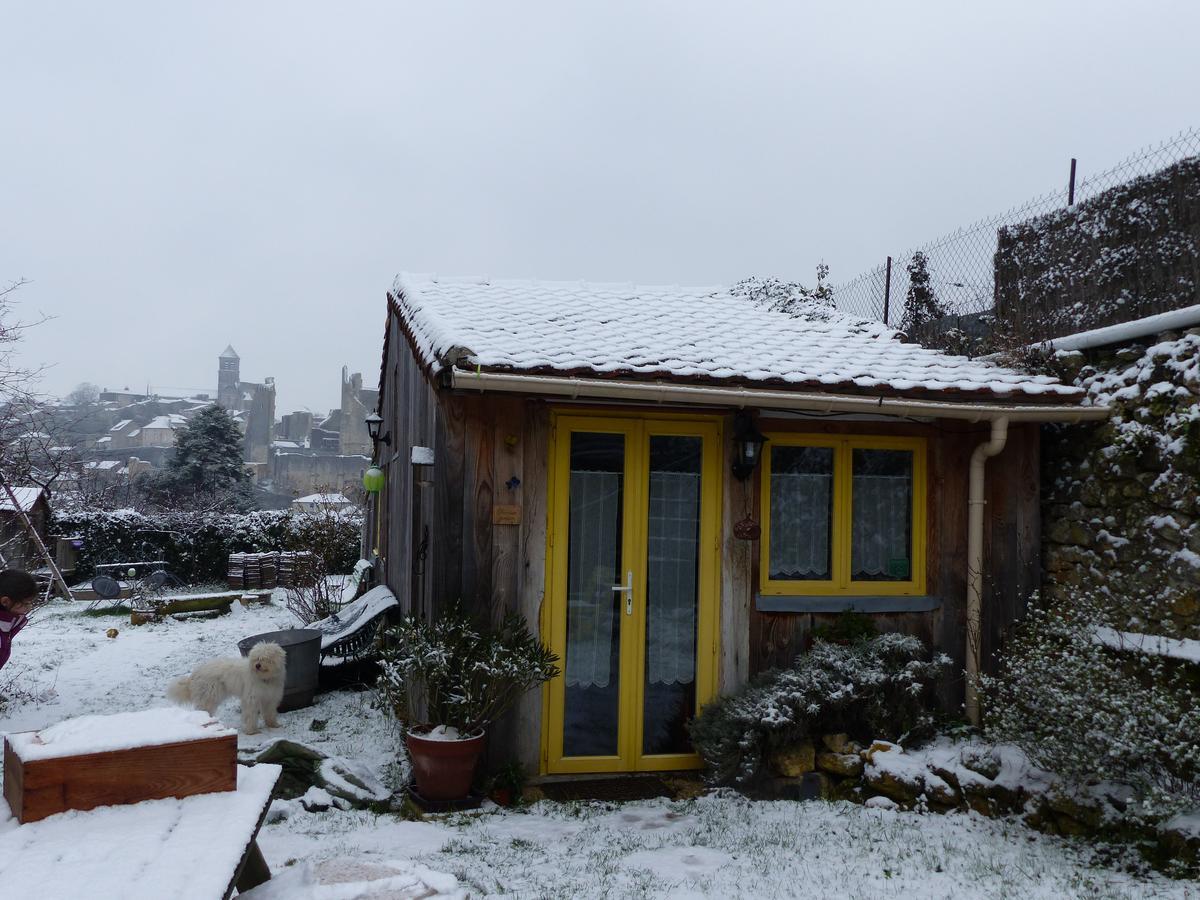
[[364, 411, 390, 447], [732, 411, 767, 480]]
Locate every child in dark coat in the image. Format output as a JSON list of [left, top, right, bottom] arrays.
[[0, 569, 37, 672]]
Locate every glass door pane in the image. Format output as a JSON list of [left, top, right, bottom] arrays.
[[643, 435, 702, 756], [563, 432, 625, 757]]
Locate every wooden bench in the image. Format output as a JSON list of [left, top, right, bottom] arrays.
[[0, 763, 280, 898]]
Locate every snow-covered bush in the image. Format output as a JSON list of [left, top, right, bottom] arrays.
[[980, 589, 1200, 822], [377, 610, 559, 735], [53, 507, 362, 584], [687, 633, 951, 786]]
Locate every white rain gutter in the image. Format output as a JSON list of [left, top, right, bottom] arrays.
[[964, 417, 1008, 726], [449, 370, 1110, 423]]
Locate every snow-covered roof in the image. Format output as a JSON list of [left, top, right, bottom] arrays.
[[109, 419, 132, 432], [128, 428, 141, 438], [144, 415, 175, 430], [0, 486, 45, 512], [84, 460, 122, 471], [96, 436, 112, 444], [392, 273, 1083, 401]]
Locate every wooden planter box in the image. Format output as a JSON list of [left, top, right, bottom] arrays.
[[4, 725, 237, 824]]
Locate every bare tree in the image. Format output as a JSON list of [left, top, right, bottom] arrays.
[[1, 279, 54, 485], [65, 382, 101, 406]]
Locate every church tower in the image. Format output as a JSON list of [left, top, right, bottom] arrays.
[[218, 345, 240, 407]]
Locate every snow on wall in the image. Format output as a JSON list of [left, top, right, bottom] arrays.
[[1040, 330, 1200, 637]]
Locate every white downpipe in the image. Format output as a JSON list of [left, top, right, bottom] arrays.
[[965, 417, 1009, 726]]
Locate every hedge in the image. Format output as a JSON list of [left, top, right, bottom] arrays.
[[52, 507, 363, 584]]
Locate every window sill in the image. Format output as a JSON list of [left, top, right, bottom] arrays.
[[755, 594, 942, 614]]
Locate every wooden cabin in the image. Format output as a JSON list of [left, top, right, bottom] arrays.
[[0, 485, 51, 573], [368, 274, 1106, 777]]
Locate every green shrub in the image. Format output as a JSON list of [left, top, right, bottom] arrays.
[[980, 589, 1200, 822], [53, 507, 362, 584], [687, 633, 949, 786]]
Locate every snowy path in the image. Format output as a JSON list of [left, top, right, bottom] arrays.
[[2, 601, 1193, 899]]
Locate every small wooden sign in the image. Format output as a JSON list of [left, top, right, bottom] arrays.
[[493, 504, 522, 526]]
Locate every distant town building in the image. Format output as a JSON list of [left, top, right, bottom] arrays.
[[214, 345, 276, 464], [266, 366, 376, 497]]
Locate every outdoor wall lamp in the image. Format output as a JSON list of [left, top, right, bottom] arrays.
[[364, 411, 391, 447], [732, 411, 767, 481]]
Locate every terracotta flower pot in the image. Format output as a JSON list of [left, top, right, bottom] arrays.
[[405, 726, 486, 800]]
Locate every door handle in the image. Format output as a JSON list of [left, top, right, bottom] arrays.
[[611, 570, 633, 616]]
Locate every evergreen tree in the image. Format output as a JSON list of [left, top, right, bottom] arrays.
[[141, 405, 254, 510], [898, 252, 946, 342]]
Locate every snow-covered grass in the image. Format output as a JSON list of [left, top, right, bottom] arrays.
[[2, 600, 1195, 898]]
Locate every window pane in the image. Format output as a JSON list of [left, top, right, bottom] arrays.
[[563, 432, 624, 757], [644, 436, 701, 756], [769, 446, 834, 581], [851, 448, 913, 582]]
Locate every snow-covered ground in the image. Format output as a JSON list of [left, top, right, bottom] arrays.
[[1, 600, 1193, 899]]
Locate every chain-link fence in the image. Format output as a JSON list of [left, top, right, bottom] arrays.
[[832, 127, 1200, 349]]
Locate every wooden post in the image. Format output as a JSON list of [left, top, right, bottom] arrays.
[[0, 476, 73, 600], [882, 256, 893, 325], [1068, 157, 1077, 205]]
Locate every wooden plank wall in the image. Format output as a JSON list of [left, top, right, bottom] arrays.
[[719, 424, 753, 696], [377, 315, 439, 617]]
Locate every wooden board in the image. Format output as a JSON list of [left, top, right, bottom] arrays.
[[3, 733, 237, 824]]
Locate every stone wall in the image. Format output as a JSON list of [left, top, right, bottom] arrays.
[[995, 155, 1200, 344], [1039, 328, 1200, 637], [271, 450, 370, 499]]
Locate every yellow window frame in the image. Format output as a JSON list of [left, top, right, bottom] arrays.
[[759, 434, 927, 596]]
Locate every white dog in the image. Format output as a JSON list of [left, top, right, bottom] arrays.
[[167, 642, 287, 734]]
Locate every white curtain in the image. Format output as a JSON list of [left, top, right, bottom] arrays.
[[851, 474, 911, 577], [565, 470, 621, 688], [645, 471, 699, 686], [769, 472, 833, 579]]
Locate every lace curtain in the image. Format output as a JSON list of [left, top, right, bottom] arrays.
[[770, 471, 911, 580], [564, 470, 701, 689], [851, 474, 911, 578], [645, 471, 699, 686], [769, 472, 833, 579], [565, 470, 620, 688]]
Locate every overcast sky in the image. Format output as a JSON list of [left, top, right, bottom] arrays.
[[3, 1, 1198, 414]]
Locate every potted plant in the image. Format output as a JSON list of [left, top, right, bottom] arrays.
[[378, 609, 558, 801]]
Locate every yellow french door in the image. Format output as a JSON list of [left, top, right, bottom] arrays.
[[543, 414, 721, 774]]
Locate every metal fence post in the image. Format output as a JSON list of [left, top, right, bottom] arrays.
[[1068, 158, 1077, 205], [882, 256, 893, 325]]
